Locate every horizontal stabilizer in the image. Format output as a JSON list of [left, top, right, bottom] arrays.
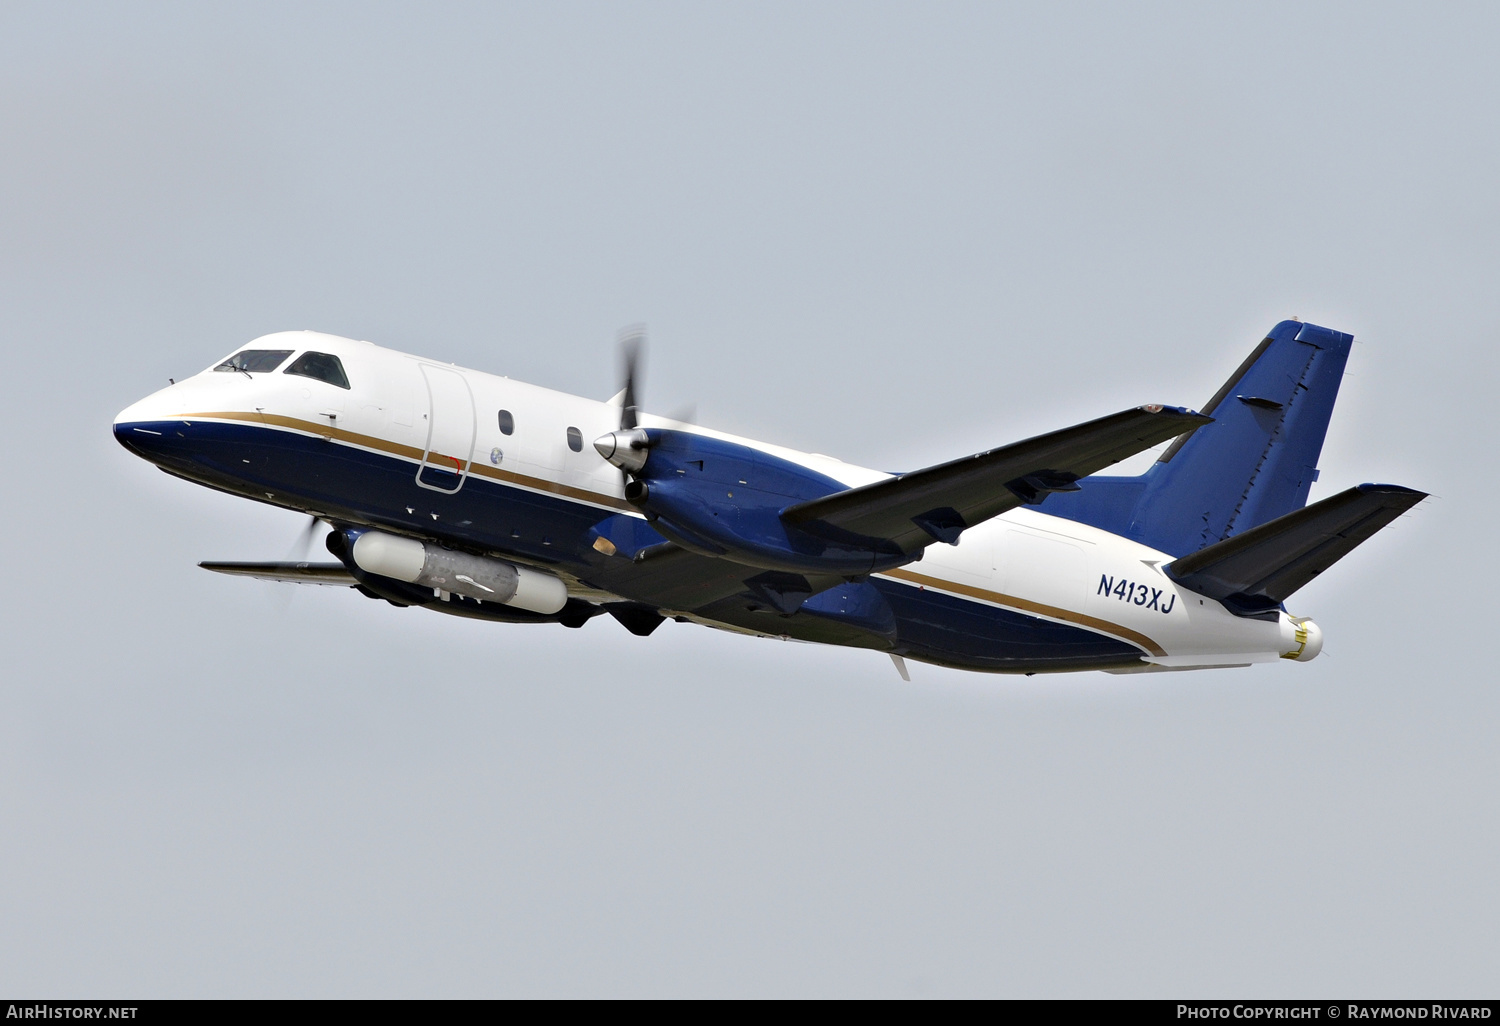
[[199, 561, 358, 586], [1164, 484, 1426, 618], [781, 405, 1210, 554]]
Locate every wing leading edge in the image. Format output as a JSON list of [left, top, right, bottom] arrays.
[[199, 561, 358, 586], [781, 405, 1211, 554]]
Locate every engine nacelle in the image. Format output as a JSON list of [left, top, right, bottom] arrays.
[[350, 531, 568, 614], [596, 427, 906, 575]]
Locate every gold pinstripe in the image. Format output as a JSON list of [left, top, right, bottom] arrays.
[[182, 410, 1166, 654], [181, 410, 633, 511], [881, 567, 1167, 657]]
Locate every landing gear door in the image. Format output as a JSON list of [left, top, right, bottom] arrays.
[[416, 364, 477, 493]]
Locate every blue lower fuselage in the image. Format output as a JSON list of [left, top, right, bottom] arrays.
[[115, 416, 1144, 674]]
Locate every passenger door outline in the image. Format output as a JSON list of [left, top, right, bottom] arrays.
[[416, 364, 477, 493]]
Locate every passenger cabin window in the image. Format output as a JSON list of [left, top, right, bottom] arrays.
[[566, 426, 583, 452], [498, 410, 514, 435], [215, 350, 293, 374], [283, 351, 350, 389]]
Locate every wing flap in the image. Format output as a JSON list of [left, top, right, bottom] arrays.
[[1164, 483, 1426, 617], [781, 405, 1210, 553], [199, 561, 358, 586]]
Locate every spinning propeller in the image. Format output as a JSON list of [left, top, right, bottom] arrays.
[[618, 325, 644, 431], [284, 512, 325, 562], [594, 326, 653, 502]]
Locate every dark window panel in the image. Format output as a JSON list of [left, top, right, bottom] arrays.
[[284, 351, 351, 389], [215, 350, 294, 374]]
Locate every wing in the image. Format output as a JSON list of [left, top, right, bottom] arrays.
[[1164, 483, 1426, 618], [781, 405, 1211, 554], [199, 561, 358, 586]]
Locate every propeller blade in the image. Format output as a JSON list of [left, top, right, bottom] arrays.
[[283, 514, 323, 562], [617, 325, 646, 430], [271, 514, 326, 614]]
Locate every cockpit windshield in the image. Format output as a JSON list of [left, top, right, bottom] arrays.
[[215, 350, 294, 374], [284, 351, 351, 389]]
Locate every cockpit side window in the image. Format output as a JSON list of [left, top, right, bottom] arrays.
[[215, 350, 294, 374], [284, 351, 351, 389]]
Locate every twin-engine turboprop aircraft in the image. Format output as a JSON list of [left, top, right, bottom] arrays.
[[113, 319, 1423, 676]]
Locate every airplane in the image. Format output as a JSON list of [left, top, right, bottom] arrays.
[[112, 319, 1424, 678]]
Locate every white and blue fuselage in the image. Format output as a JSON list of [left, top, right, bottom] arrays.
[[115, 330, 1325, 674]]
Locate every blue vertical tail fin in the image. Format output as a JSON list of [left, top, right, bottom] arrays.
[[1042, 320, 1354, 557]]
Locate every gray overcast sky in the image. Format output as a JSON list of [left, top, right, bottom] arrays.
[[1, 1, 1495, 997]]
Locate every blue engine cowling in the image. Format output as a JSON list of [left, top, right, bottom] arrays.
[[625, 429, 909, 575]]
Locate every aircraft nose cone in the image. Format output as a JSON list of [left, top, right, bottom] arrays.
[[114, 387, 172, 432], [113, 387, 182, 461], [113, 414, 167, 460], [114, 398, 151, 450]]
